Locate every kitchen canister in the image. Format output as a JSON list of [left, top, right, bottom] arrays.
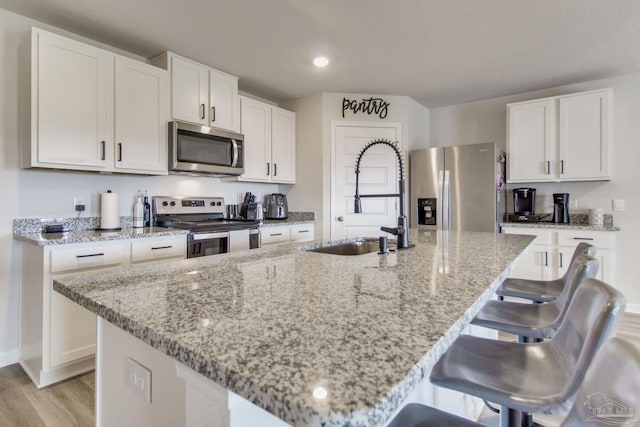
[[99, 190, 121, 230], [588, 208, 604, 225]]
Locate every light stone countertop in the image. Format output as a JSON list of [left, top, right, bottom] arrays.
[[53, 230, 535, 427], [500, 222, 620, 232], [13, 227, 189, 246]]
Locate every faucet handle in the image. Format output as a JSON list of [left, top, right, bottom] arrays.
[[381, 226, 399, 236]]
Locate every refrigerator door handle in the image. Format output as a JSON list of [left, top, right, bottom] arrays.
[[442, 169, 450, 231]]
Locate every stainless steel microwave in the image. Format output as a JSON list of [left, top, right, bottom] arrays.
[[169, 121, 244, 176]]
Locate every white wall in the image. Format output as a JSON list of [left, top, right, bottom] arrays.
[[429, 74, 640, 309], [0, 9, 279, 366]]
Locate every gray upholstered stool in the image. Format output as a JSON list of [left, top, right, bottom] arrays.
[[496, 242, 595, 302], [387, 336, 639, 427], [429, 278, 625, 427], [471, 255, 599, 341]]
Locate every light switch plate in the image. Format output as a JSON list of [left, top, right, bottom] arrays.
[[613, 199, 625, 211], [126, 357, 152, 404]]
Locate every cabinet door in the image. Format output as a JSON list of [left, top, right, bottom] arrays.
[[114, 57, 167, 173], [49, 290, 97, 367], [508, 246, 552, 280], [209, 70, 240, 132], [290, 223, 314, 242], [558, 90, 610, 180], [271, 107, 296, 183], [240, 97, 271, 181], [171, 56, 208, 125], [36, 31, 110, 169], [507, 99, 555, 182], [260, 226, 291, 246]]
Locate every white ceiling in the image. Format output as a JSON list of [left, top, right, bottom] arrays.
[[2, 0, 640, 108]]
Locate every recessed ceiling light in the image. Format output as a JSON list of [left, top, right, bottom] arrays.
[[313, 56, 329, 67]]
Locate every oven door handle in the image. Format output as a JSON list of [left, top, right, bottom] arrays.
[[191, 232, 230, 241], [231, 139, 239, 167]]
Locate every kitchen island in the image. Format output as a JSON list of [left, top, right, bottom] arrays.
[[53, 230, 534, 426]]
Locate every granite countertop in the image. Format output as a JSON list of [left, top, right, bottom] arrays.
[[13, 227, 189, 246], [53, 230, 534, 427], [261, 211, 315, 227], [500, 222, 620, 232]]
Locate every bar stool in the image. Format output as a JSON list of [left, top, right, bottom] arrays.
[[496, 242, 595, 302], [429, 278, 625, 427], [387, 336, 639, 427], [471, 255, 599, 341]]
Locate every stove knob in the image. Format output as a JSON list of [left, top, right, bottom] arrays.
[[170, 201, 176, 207], [216, 201, 222, 206], [162, 201, 169, 207], [210, 202, 216, 206]]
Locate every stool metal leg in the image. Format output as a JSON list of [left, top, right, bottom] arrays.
[[500, 408, 521, 427]]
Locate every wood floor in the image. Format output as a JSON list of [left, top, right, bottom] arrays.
[[0, 367, 94, 427], [0, 314, 638, 427]]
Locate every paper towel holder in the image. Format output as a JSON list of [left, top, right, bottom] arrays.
[[96, 190, 122, 231]]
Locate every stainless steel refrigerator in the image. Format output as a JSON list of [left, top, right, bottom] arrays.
[[409, 142, 505, 232]]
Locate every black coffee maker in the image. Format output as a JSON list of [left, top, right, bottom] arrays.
[[552, 193, 570, 223], [508, 188, 539, 222]]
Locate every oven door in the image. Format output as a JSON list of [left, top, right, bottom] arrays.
[[188, 232, 229, 258], [169, 121, 244, 176]]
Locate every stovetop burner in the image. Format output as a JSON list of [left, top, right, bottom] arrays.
[[153, 196, 259, 232]]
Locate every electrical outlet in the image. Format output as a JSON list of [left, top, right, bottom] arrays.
[[569, 199, 578, 210], [74, 197, 86, 212], [126, 358, 151, 403], [613, 199, 625, 211]]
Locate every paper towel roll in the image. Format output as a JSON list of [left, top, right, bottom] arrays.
[[100, 191, 120, 230]]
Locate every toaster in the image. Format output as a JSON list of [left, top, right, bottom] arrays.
[[265, 193, 288, 219]]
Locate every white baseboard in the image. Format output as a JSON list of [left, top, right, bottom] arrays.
[[625, 303, 640, 314], [0, 349, 19, 368]]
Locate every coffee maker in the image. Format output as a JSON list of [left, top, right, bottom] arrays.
[[552, 193, 570, 223], [508, 188, 539, 222]]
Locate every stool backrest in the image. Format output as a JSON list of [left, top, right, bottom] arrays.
[[560, 242, 596, 281], [555, 255, 599, 308], [560, 337, 640, 426], [550, 278, 626, 412]]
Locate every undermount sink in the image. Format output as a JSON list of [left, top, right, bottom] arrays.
[[307, 239, 392, 256]]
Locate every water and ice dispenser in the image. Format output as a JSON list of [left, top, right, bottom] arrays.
[[417, 198, 437, 225]]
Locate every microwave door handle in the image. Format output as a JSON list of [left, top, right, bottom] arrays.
[[231, 139, 239, 167]]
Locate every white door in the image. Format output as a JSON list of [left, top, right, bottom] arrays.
[[332, 122, 402, 239]]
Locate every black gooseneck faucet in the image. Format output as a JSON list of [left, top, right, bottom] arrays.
[[354, 139, 410, 250]]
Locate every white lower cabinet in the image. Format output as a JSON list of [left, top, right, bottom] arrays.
[[260, 223, 315, 246], [19, 234, 186, 388], [502, 227, 616, 284]]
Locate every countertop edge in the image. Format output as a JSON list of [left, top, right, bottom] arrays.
[[500, 222, 620, 232], [14, 228, 189, 246]]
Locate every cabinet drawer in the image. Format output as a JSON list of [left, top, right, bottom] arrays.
[[557, 230, 615, 249], [261, 226, 291, 246], [502, 227, 553, 246], [131, 237, 186, 262], [51, 245, 124, 273], [290, 223, 314, 242]]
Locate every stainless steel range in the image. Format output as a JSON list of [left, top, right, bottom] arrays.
[[153, 196, 260, 258]]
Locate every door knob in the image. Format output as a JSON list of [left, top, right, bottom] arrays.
[[337, 216, 345, 222]]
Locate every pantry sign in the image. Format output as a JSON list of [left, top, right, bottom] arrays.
[[342, 97, 390, 119]]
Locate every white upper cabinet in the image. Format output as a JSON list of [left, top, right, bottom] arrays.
[[228, 96, 295, 184], [114, 56, 167, 173], [507, 99, 555, 182], [29, 30, 111, 170], [22, 28, 168, 175], [507, 88, 611, 183], [558, 90, 610, 180], [153, 52, 240, 132], [271, 106, 296, 183]]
